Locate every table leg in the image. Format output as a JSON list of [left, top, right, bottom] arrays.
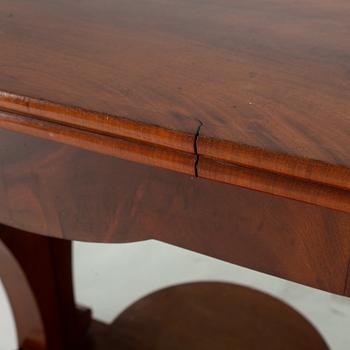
[[0, 225, 91, 350]]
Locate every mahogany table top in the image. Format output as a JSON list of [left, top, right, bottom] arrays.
[[0, 0, 349, 212]]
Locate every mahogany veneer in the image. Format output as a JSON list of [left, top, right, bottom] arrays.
[[0, 0, 350, 348]]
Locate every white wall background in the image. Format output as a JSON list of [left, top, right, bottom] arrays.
[[1, 240, 350, 349]]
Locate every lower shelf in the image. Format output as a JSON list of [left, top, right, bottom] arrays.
[[76, 282, 329, 350]]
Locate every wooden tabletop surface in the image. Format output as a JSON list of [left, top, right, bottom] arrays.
[[0, 0, 349, 212]]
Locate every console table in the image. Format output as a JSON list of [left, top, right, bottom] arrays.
[[0, 0, 349, 348]]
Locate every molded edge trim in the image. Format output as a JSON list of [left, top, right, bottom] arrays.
[[199, 156, 350, 214], [2, 90, 349, 192], [0, 91, 195, 153], [0, 111, 195, 176], [1, 93, 350, 213], [198, 135, 350, 192]]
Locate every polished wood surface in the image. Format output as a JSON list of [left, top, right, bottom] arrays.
[[1, 129, 350, 296], [80, 283, 329, 350], [1, 110, 349, 213], [0, 226, 91, 350], [0, 111, 195, 176], [1, 1, 350, 348], [0, 236, 45, 350], [1, 0, 350, 201]]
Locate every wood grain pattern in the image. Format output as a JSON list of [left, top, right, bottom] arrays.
[[1, 129, 350, 296], [0, 111, 195, 176], [82, 283, 329, 350], [199, 157, 350, 213], [0, 92, 195, 153], [1, 109, 349, 212], [1, 0, 350, 193], [198, 135, 350, 191]]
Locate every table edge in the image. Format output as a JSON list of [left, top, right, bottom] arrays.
[[1, 90, 349, 214]]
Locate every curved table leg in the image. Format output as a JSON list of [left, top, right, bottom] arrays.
[[0, 225, 91, 350], [0, 234, 45, 349]]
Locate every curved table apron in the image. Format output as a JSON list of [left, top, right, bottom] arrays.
[[1, 127, 350, 348], [1, 128, 350, 296]]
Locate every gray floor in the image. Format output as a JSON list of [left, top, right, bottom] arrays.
[[1, 240, 350, 349]]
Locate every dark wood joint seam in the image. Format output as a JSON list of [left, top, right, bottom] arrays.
[[193, 120, 203, 177]]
